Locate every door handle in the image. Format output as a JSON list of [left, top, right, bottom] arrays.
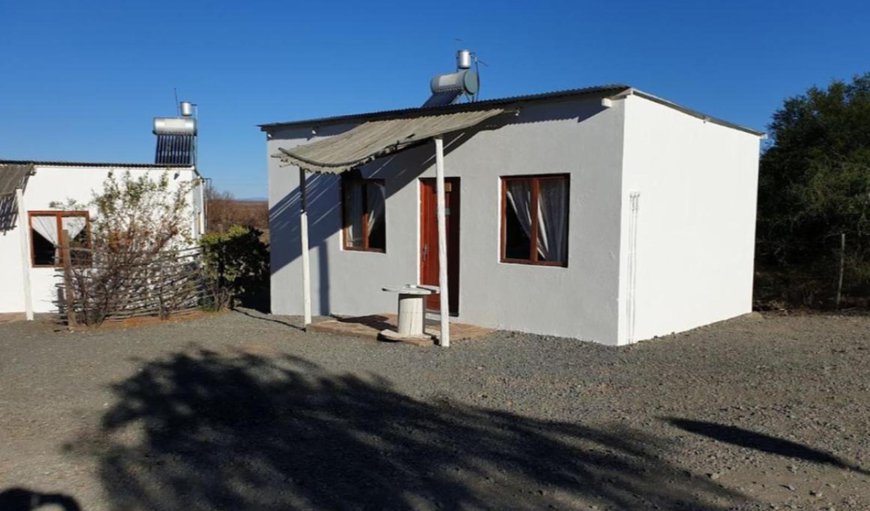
[[422, 243, 429, 260]]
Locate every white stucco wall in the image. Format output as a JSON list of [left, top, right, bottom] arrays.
[[268, 97, 627, 344], [0, 218, 27, 313], [0, 164, 200, 314], [618, 94, 761, 344]]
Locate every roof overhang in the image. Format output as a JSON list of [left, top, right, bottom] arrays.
[[0, 163, 35, 197], [259, 85, 630, 131], [272, 108, 506, 174], [609, 88, 766, 137]]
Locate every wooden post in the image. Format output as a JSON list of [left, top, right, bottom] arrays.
[[300, 168, 312, 329], [836, 232, 845, 309], [434, 136, 450, 347], [61, 229, 77, 328], [15, 189, 34, 320]]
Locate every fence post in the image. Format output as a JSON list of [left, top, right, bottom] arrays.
[[61, 229, 77, 328], [836, 232, 846, 309]]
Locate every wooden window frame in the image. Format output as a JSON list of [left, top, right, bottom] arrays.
[[28, 210, 92, 268], [500, 174, 570, 267], [340, 172, 386, 253]]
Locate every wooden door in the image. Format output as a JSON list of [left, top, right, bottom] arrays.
[[420, 178, 460, 314]]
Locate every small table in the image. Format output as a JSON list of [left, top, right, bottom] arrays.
[[379, 285, 439, 343]]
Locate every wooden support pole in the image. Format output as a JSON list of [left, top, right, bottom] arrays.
[[300, 168, 312, 329], [434, 137, 450, 347], [15, 189, 33, 321], [61, 229, 77, 328], [836, 232, 845, 309]]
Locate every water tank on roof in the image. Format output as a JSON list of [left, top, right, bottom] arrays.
[[457, 49, 472, 69], [430, 69, 479, 96], [153, 117, 197, 135]]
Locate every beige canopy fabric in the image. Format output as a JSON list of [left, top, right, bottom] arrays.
[[273, 108, 505, 174]]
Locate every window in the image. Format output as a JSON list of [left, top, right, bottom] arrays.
[[501, 175, 569, 266], [342, 172, 386, 252], [29, 211, 91, 267]]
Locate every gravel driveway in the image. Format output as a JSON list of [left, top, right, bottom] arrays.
[[0, 310, 867, 510]]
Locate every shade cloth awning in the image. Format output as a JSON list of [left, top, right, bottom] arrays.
[[0, 163, 34, 196], [273, 108, 505, 174]]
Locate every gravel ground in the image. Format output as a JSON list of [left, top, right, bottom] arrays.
[[0, 310, 867, 510]]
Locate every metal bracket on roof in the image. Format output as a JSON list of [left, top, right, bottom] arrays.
[[602, 88, 635, 108]]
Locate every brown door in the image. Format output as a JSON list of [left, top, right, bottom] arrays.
[[420, 178, 460, 314]]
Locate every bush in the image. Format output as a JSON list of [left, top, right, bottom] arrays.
[[201, 225, 269, 310], [756, 73, 870, 308]]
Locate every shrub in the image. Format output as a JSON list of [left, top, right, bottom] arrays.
[[201, 225, 269, 310], [53, 171, 198, 325]]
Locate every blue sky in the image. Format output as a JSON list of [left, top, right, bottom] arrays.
[[1, 0, 868, 199]]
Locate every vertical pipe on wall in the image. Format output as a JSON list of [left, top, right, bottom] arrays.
[[300, 168, 312, 328], [626, 192, 640, 344], [16, 189, 33, 321], [434, 137, 450, 347]]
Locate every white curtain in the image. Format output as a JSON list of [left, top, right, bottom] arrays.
[[31, 215, 87, 245], [537, 180, 568, 262], [506, 181, 533, 241], [366, 182, 385, 233], [31, 215, 59, 245], [344, 180, 364, 246], [61, 216, 87, 241]]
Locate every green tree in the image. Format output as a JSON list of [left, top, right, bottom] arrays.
[[757, 73, 870, 307]]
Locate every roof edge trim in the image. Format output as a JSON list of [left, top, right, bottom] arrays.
[[259, 85, 630, 131], [0, 160, 196, 169], [616, 88, 765, 137]]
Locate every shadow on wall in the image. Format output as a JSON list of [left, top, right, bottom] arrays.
[[665, 418, 869, 476], [267, 134, 464, 275], [267, 101, 612, 281], [66, 349, 746, 510], [0, 487, 81, 511]]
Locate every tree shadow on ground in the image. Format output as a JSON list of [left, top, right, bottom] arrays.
[[665, 418, 870, 475], [70, 350, 748, 510], [0, 487, 81, 510], [231, 306, 305, 331]]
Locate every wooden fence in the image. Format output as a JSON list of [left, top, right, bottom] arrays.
[[60, 238, 211, 326]]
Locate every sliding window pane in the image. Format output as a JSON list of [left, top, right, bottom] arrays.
[[504, 180, 533, 260], [343, 179, 364, 248], [366, 182, 386, 251], [536, 179, 568, 263]]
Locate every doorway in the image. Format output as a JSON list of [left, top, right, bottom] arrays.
[[419, 178, 460, 314]]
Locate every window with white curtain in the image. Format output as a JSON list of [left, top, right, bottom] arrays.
[[29, 211, 91, 267], [501, 175, 569, 266], [341, 172, 385, 252]]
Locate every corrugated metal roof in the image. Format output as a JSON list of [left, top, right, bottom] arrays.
[[274, 108, 505, 174], [259, 84, 631, 130], [0, 163, 33, 231], [259, 84, 764, 136], [0, 159, 193, 169]]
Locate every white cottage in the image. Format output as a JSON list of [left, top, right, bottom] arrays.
[[263, 85, 763, 346], [0, 161, 204, 316]]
